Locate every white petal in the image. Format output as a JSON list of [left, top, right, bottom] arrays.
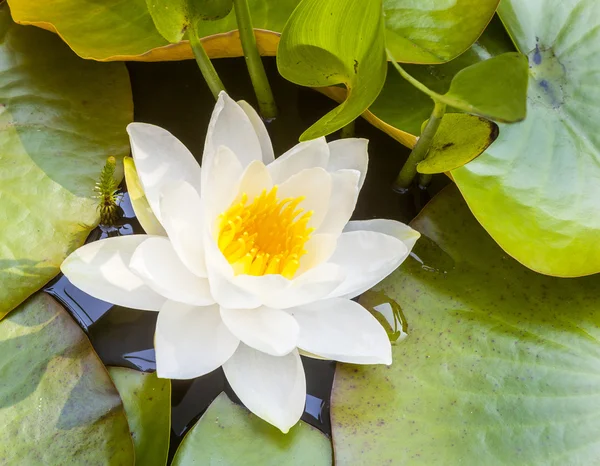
[[237, 100, 274, 164], [220, 306, 299, 356], [327, 230, 409, 299], [223, 344, 306, 433], [290, 298, 391, 364], [267, 137, 329, 184], [155, 301, 239, 379], [344, 219, 421, 253], [130, 237, 214, 306], [296, 233, 338, 275], [316, 169, 360, 236], [327, 138, 369, 189], [236, 159, 273, 201], [123, 157, 166, 236], [202, 92, 262, 193], [277, 167, 332, 230], [61, 236, 167, 311], [203, 145, 244, 224], [127, 123, 202, 222], [159, 182, 208, 277]]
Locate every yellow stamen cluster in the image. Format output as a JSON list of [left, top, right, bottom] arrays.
[[217, 187, 314, 279]]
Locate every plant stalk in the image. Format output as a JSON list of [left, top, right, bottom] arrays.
[[233, 0, 277, 119], [189, 27, 226, 100], [394, 101, 446, 190], [340, 119, 356, 138]]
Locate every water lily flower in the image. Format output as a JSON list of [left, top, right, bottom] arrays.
[[62, 92, 420, 433]]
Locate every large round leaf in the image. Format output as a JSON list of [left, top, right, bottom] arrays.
[[0, 4, 131, 319], [331, 185, 600, 464], [6, 0, 300, 61], [0, 294, 134, 464], [172, 392, 332, 465], [453, 0, 600, 276], [109, 367, 171, 466]]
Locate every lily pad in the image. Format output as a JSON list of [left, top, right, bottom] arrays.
[[0, 4, 131, 319], [417, 114, 499, 174], [0, 294, 134, 464], [331, 185, 600, 464], [277, 0, 387, 140], [7, 0, 299, 61], [384, 0, 499, 64], [172, 392, 332, 465], [452, 0, 600, 276], [109, 367, 171, 466]]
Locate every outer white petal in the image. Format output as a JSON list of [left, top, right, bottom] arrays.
[[289, 298, 392, 364], [130, 237, 214, 306], [61, 236, 166, 311], [160, 182, 208, 277], [327, 138, 369, 189], [223, 344, 306, 433], [202, 92, 262, 193], [344, 219, 421, 253], [296, 233, 338, 275], [155, 301, 239, 379], [316, 169, 360, 236], [220, 306, 299, 356], [127, 123, 202, 222], [235, 159, 273, 201], [267, 137, 329, 185], [327, 230, 410, 299], [237, 100, 274, 164], [277, 167, 332, 230], [203, 145, 244, 224]]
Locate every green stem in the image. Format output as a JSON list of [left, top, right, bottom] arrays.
[[340, 119, 356, 138], [233, 0, 277, 119], [418, 173, 433, 188], [394, 101, 446, 190], [189, 28, 226, 100]]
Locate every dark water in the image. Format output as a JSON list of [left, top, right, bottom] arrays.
[[45, 57, 448, 455]]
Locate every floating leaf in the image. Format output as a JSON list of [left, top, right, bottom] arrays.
[[277, 0, 387, 140], [384, 0, 499, 64], [172, 392, 332, 465], [453, 0, 600, 276], [109, 367, 171, 466], [331, 185, 600, 464], [0, 4, 131, 319], [7, 0, 299, 61], [417, 114, 499, 174], [0, 294, 134, 464]]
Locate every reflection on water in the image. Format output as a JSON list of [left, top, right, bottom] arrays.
[[360, 290, 409, 344], [410, 234, 456, 274]]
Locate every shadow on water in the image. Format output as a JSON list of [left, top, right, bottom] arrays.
[[45, 56, 448, 455]]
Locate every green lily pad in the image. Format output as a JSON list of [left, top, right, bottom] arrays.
[[331, 184, 600, 464], [0, 294, 134, 464], [277, 0, 387, 140], [7, 0, 300, 61], [453, 0, 600, 276], [0, 4, 131, 319], [417, 114, 499, 174], [384, 0, 499, 64], [172, 392, 332, 465], [109, 367, 171, 466]]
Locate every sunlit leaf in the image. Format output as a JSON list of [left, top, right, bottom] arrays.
[[331, 185, 600, 464], [172, 392, 332, 465], [417, 114, 498, 174], [453, 0, 600, 276], [109, 367, 171, 466], [0, 4, 131, 319], [277, 0, 387, 140], [0, 294, 134, 464], [384, 0, 499, 64]]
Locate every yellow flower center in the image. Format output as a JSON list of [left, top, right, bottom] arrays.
[[217, 187, 314, 279]]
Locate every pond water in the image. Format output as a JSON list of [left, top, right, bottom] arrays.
[[45, 56, 449, 456]]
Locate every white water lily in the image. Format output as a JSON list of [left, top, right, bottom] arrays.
[[61, 92, 420, 433]]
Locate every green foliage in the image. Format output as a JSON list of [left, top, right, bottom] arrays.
[[332, 185, 600, 464], [277, 0, 387, 140], [0, 4, 131, 320], [417, 114, 499, 174], [109, 367, 171, 466], [0, 294, 134, 464], [172, 393, 332, 465]]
